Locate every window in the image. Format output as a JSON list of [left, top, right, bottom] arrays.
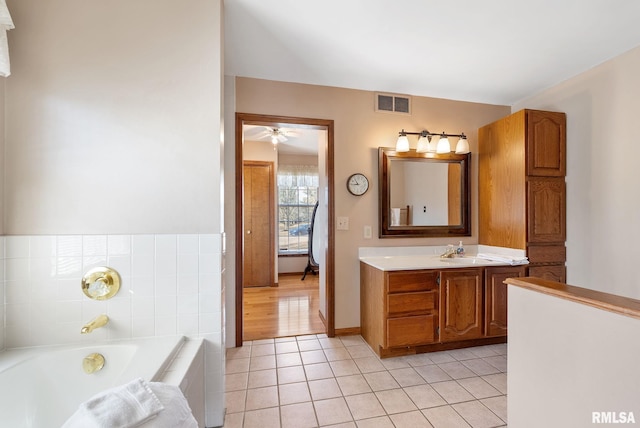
[[278, 165, 319, 254]]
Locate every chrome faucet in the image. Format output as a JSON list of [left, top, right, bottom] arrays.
[[81, 314, 109, 334]]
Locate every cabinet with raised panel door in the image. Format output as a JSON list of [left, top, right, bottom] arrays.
[[479, 109, 567, 282], [360, 263, 518, 357]]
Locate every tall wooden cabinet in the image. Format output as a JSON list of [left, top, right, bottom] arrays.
[[479, 109, 566, 282]]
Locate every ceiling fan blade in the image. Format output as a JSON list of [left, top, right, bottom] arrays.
[[277, 134, 288, 143]]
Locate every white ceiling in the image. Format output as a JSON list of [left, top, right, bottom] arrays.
[[224, 0, 640, 106]]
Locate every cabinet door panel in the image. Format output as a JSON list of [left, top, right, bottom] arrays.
[[439, 270, 483, 342], [526, 110, 566, 176], [528, 264, 566, 283], [484, 266, 525, 337], [387, 315, 436, 347], [527, 177, 566, 243], [387, 292, 436, 317], [387, 270, 438, 293]]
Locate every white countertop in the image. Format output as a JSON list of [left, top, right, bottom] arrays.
[[358, 245, 528, 271]]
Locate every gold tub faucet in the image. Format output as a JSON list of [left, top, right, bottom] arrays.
[[81, 314, 109, 334]]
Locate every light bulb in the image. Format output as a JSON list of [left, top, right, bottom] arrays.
[[396, 134, 410, 152], [271, 135, 278, 145], [416, 135, 430, 153], [436, 135, 450, 153], [455, 136, 470, 154]]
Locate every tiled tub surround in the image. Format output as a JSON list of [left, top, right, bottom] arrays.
[[0, 234, 225, 426], [224, 335, 507, 428]]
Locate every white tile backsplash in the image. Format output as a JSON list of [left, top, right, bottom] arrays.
[[0, 233, 225, 422]]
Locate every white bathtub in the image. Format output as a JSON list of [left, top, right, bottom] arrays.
[[0, 335, 185, 428]]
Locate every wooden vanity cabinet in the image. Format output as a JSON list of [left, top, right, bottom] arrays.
[[479, 109, 567, 282], [361, 263, 519, 357], [484, 265, 526, 337]]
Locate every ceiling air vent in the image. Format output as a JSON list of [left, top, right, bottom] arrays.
[[375, 93, 411, 115]]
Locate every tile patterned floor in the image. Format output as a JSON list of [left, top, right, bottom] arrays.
[[223, 335, 507, 428]]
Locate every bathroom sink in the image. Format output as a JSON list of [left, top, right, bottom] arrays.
[[436, 256, 492, 265]]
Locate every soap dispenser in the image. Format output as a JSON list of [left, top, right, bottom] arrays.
[[456, 241, 465, 257]]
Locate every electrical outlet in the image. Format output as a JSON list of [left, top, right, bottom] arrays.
[[337, 216, 349, 230], [364, 225, 372, 239]]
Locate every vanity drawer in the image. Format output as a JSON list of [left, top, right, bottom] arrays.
[[387, 270, 438, 293], [386, 315, 436, 347], [387, 291, 437, 316]]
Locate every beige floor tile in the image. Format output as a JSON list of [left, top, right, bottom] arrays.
[[252, 338, 275, 345], [337, 374, 373, 396], [403, 384, 447, 409], [453, 400, 504, 428], [275, 336, 297, 343], [469, 345, 500, 358], [389, 367, 427, 387], [314, 397, 353, 426], [221, 411, 244, 428], [404, 353, 434, 367], [305, 362, 335, 380], [245, 385, 279, 411], [481, 395, 507, 422], [482, 373, 507, 394], [353, 356, 386, 374], [355, 415, 395, 428], [321, 423, 356, 428], [309, 378, 343, 400], [226, 346, 251, 360], [226, 357, 250, 374], [276, 341, 300, 354], [375, 388, 418, 414], [457, 377, 501, 400], [280, 402, 318, 428], [447, 348, 479, 361], [414, 364, 452, 383], [277, 352, 303, 367], [324, 347, 352, 361], [247, 368, 277, 388], [389, 410, 434, 428], [278, 365, 307, 384], [431, 380, 475, 404], [224, 389, 246, 414], [461, 358, 501, 376], [380, 356, 411, 370], [427, 351, 456, 364], [345, 393, 386, 420], [482, 355, 508, 372], [249, 355, 276, 371], [302, 349, 328, 364], [330, 359, 360, 377], [251, 343, 276, 357], [422, 405, 472, 428], [225, 372, 249, 391], [437, 361, 477, 379], [319, 337, 345, 349], [340, 335, 366, 347], [347, 344, 376, 359], [243, 407, 280, 428], [298, 339, 322, 351], [297, 334, 320, 341], [364, 370, 400, 391], [279, 381, 312, 405]]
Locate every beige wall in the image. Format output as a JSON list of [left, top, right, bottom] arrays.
[[234, 77, 510, 329], [513, 45, 640, 300], [4, 0, 222, 235]]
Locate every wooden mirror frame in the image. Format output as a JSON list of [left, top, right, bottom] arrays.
[[379, 147, 471, 238]]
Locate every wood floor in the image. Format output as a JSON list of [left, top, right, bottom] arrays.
[[243, 273, 325, 341]]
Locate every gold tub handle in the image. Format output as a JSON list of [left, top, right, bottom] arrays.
[[83, 353, 105, 374]]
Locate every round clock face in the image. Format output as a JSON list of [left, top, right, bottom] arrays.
[[347, 173, 369, 196]]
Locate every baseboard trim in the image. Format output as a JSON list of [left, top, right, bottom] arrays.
[[318, 310, 327, 329], [335, 327, 361, 336]]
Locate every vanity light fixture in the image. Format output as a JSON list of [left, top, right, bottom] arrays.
[[396, 129, 470, 154]]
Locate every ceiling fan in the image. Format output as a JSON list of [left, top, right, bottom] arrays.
[[245, 126, 300, 145]]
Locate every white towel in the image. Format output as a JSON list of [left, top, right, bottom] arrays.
[[476, 252, 529, 265], [62, 378, 165, 428], [0, 0, 13, 77]]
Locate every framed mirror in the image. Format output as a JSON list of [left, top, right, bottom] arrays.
[[379, 147, 471, 237]]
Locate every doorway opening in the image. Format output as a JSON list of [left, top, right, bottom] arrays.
[[235, 113, 335, 345]]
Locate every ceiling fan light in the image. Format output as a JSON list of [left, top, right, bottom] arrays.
[[271, 135, 278, 145]]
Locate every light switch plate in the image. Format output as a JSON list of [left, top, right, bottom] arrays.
[[364, 225, 372, 239], [337, 216, 349, 230]]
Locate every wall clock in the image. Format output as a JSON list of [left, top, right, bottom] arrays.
[[347, 173, 369, 196]]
